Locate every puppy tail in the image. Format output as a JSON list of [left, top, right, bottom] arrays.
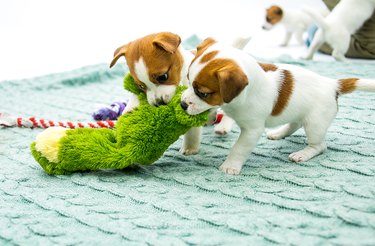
[[303, 7, 328, 31], [337, 78, 375, 95]]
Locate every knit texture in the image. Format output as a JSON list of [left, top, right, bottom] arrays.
[[0, 54, 374, 245]]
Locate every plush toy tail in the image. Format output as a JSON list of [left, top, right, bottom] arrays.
[[31, 127, 137, 175]]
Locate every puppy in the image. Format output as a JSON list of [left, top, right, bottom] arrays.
[[262, 5, 328, 46], [181, 38, 375, 175], [110, 32, 249, 155], [303, 0, 375, 61]]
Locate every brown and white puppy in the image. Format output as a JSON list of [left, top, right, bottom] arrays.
[[110, 32, 202, 155], [110, 32, 250, 155], [181, 38, 375, 175], [263, 5, 328, 46]]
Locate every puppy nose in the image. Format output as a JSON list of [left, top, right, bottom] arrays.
[[180, 101, 188, 111], [155, 98, 166, 107]]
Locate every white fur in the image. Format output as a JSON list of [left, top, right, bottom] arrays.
[[263, 7, 328, 46], [303, 0, 375, 61], [134, 58, 177, 106], [182, 43, 375, 175]]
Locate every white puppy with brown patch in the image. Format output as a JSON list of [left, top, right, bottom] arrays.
[[110, 32, 249, 155], [181, 38, 375, 175], [303, 0, 375, 61], [262, 5, 328, 46]]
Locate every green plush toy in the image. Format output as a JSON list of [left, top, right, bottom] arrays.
[[30, 74, 208, 175]]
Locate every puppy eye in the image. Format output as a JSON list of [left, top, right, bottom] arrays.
[[138, 84, 146, 90], [200, 92, 209, 98], [266, 17, 271, 23], [156, 73, 168, 83], [194, 88, 210, 98]]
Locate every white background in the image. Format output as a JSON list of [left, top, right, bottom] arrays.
[[1, 0, 332, 82]]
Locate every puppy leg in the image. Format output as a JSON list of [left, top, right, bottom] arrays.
[[289, 107, 337, 162], [219, 126, 264, 175], [295, 31, 305, 46], [302, 29, 324, 60], [214, 114, 234, 135], [281, 32, 292, 46], [123, 94, 140, 113], [332, 49, 348, 62], [206, 109, 218, 126], [180, 127, 201, 155], [331, 33, 350, 62], [267, 122, 301, 140]]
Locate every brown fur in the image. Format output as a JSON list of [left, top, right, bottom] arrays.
[[266, 5, 283, 25], [192, 58, 248, 105], [259, 63, 278, 72], [109, 32, 183, 88], [191, 38, 217, 65], [200, 51, 219, 64], [338, 78, 358, 94], [271, 70, 294, 116]]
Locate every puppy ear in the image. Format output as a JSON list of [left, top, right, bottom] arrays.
[[189, 49, 197, 56], [152, 32, 181, 54], [196, 38, 217, 53], [274, 7, 283, 15], [110, 43, 129, 68], [216, 65, 248, 103]]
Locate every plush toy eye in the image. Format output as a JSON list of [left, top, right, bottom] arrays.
[[156, 73, 168, 83]]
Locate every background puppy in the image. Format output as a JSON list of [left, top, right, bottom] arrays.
[[181, 38, 375, 175], [262, 5, 328, 46], [303, 0, 375, 61]]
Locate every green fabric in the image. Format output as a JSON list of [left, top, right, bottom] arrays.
[[30, 74, 208, 175], [1, 54, 375, 244]]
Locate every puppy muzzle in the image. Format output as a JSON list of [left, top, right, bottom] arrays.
[[155, 98, 167, 107], [180, 101, 188, 111]]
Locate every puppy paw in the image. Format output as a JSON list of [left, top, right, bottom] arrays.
[[179, 147, 199, 156], [300, 55, 312, 60], [288, 152, 308, 163], [214, 125, 229, 136], [219, 163, 241, 175], [266, 131, 283, 140]]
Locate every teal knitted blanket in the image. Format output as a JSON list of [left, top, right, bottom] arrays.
[[0, 54, 374, 245]]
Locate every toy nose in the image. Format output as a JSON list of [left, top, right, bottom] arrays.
[[180, 101, 188, 111]]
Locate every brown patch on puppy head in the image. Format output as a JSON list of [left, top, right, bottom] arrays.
[[266, 5, 283, 24], [193, 58, 248, 105], [200, 50, 219, 64], [271, 70, 294, 116], [258, 63, 278, 72], [152, 32, 181, 54], [338, 78, 358, 94], [191, 38, 217, 65], [110, 43, 129, 68], [110, 32, 183, 87]]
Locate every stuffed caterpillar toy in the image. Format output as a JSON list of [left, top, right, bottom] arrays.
[[30, 74, 208, 175]]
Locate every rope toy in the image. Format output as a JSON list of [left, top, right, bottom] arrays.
[[0, 113, 116, 129]]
